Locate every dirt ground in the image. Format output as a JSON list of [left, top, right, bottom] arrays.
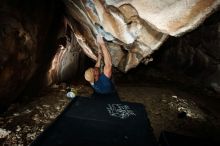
[[0, 82, 219, 145]]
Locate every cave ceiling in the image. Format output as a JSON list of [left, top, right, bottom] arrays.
[[64, 0, 220, 72]]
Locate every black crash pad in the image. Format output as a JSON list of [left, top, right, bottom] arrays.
[[30, 94, 157, 146]]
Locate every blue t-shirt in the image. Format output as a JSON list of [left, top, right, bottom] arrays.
[[91, 74, 115, 94]]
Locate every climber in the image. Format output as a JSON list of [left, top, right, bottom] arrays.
[[84, 34, 115, 94]]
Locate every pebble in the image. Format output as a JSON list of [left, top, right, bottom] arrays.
[[162, 99, 167, 103], [23, 109, 32, 114], [16, 125, 21, 132], [0, 128, 11, 138], [13, 113, 20, 116], [27, 132, 36, 140], [43, 105, 50, 108], [172, 95, 177, 99]]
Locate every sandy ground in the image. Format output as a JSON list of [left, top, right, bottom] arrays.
[[0, 83, 219, 145], [117, 84, 220, 139]]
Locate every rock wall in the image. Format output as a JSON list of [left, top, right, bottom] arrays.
[[63, 0, 219, 72], [0, 0, 64, 107], [46, 19, 86, 86], [152, 10, 220, 93]]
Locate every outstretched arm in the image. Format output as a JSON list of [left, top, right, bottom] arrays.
[[96, 34, 112, 78]]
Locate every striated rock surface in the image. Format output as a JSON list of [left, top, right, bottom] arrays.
[[64, 0, 168, 72], [46, 17, 86, 86], [63, 0, 219, 72], [105, 0, 219, 36]]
